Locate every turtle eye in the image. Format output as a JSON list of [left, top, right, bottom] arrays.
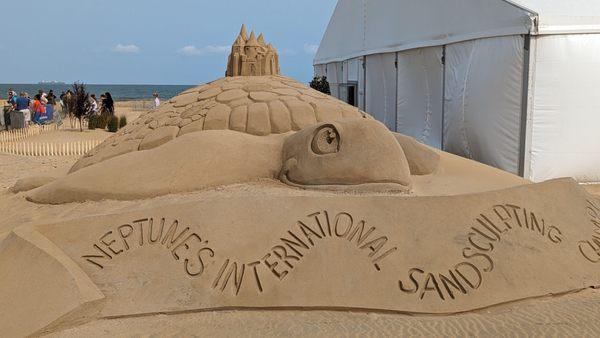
[[311, 125, 340, 155]]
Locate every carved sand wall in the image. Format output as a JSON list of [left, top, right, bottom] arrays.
[[3, 178, 600, 336]]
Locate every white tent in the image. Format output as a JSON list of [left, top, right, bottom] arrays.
[[314, 0, 600, 182]]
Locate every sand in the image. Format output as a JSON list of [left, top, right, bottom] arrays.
[[1, 146, 600, 336], [1, 95, 600, 336], [0, 153, 75, 190], [46, 288, 600, 337], [114, 100, 149, 122]]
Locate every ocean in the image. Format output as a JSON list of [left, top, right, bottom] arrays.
[[0, 84, 195, 101]]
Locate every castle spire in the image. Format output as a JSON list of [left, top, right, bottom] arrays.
[[246, 31, 259, 46], [239, 24, 248, 41], [257, 33, 265, 46]]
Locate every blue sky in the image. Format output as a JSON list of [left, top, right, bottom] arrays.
[[2, 0, 337, 85]]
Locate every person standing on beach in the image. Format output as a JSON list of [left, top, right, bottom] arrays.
[[15, 92, 31, 125], [47, 90, 57, 105], [153, 92, 160, 108], [7, 89, 17, 109], [103, 92, 114, 114], [32, 94, 47, 124], [89, 94, 98, 114]]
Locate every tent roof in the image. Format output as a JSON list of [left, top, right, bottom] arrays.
[[512, 0, 600, 34], [315, 0, 600, 64]]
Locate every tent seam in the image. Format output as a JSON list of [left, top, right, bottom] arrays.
[[460, 42, 477, 159], [421, 51, 432, 143]]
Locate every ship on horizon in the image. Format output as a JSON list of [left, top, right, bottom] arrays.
[[38, 80, 66, 85]]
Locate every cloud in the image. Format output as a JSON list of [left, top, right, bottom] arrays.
[[178, 45, 230, 56], [303, 43, 319, 55], [112, 44, 140, 54]]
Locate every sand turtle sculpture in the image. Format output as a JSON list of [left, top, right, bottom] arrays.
[[24, 26, 439, 204], [70, 74, 378, 172], [3, 26, 600, 337]]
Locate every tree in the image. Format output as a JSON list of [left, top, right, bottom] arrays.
[[72, 82, 91, 132], [309, 76, 331, 95]]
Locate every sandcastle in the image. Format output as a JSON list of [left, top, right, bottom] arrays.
[[1, 26, 600, 336], [226, 24, 280, 77]]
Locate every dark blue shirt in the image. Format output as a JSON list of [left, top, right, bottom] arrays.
[[16, 97, 30, 111]]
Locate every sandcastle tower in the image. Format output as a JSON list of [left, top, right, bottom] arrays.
[[226, 24, 280, 76]]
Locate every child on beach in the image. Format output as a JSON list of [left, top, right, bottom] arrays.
[[32, 94, 47, 124], [153, 92, 160, 108]]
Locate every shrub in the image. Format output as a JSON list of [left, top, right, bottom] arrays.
[[309, 76, 331, 95], [119, 115, 127, 129], [88, 115, 98, 130], [96, 113, 109, 129], [72, 82, 91, 132], [107, 115, 119, 132]]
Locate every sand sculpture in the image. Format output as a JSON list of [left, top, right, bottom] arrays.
[[226, 25, 280, 77], [1, 27, 600, 336]]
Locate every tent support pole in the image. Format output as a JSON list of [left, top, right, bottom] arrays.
[[394, 52, 399, 132], [441, 45, 446, 150], [518, 34, 532, 177]]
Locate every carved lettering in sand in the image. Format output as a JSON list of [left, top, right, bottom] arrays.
[[81, 210, 397, 296], [210, 210, 398, 296], [577, 199, 600, 263], [82, 217, 214, 278], [399, 204, 563, 301]]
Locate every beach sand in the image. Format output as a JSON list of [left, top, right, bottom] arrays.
[[0, 139, 600, 337], [1, 100, 600, 336], [46, 288, 600, 337], [1, 146, 599, 336]]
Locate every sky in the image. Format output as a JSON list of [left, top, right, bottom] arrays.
[[1, 0, 337, 85]]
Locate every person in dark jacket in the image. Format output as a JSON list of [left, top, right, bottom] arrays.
[[103, 92, 114, 114]]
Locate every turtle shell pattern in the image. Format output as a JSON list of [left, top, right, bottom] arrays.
[[76, 75, 372, 170]]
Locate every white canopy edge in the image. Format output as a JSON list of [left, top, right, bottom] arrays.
[[315, 0, 600, 65], [314, 26, 529, 65]]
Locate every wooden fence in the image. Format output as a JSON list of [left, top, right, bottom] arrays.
[[0, 140, 101, 156], [0, 124, 63, 143]]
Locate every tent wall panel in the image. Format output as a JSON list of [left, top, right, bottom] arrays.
[[444, 35, 524, 174], [348, 58, 360, 82], [358, 57, 366, 110], [529, 34, 600, 182], [326, 62, 340, 98], [396, 46, 443, 148], [342, 60, 349, 83], [365, 53, 397, 131]]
